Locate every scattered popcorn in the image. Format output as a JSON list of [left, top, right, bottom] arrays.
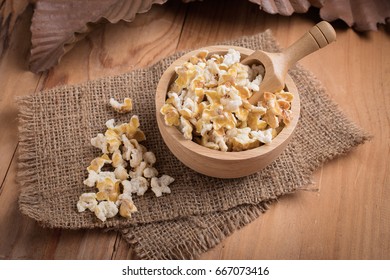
[[110, 97, 133, 113], [94, 201, 119, 222], [122, 177, 149, 196], [160, 49, 294, 151], [77, 97, 174, 222], [77, 193, 98, 212], [117, 194, 138, 219], [87, 154, 111, 173], [151, 175, 175, 197]]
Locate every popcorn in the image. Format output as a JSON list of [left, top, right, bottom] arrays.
[[77, 193, 98, 212], [161, 49, 294, 151], [83, 170, 116, 187], [122, 177, 149, 196], [114, 165, 129, 181], [90, 133, 108, 154], [151, 175, 175, 197], [96, 177, 120, 202], [110, 97, 133, 113], [117, 194, 138, 219], [87, 154, 111, 173], [94, 201, 119, 222], [77, 98, 175, 222], [143, 167, 159, 178]]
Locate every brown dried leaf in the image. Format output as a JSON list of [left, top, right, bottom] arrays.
[[0, 0, 31, 56], [319, 0, 390, 31], [249, 0, 324, 16], [29, 0, 168, 73]]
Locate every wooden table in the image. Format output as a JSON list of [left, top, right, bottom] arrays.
[[1, 1, 389, 260]]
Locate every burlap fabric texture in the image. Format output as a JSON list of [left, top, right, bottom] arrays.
[[18, 31, 369, 259]]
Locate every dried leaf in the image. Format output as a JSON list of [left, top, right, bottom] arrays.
[[319, 0, 390, 31], [249, 0, 324, 16], [0, 0, 31, 56], [29, 0, 168, 73]]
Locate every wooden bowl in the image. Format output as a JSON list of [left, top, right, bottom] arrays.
[[155, 46, 300, 178]]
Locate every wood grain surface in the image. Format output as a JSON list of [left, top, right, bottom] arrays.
[[0, 0, 389, 259]]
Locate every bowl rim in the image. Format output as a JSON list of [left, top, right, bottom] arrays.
[[155, 45, 300, 161]]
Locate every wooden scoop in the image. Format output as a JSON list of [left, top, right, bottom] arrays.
[[243, 21, 336, 105]]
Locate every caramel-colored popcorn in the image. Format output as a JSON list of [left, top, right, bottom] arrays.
[[87, 154, 111, 173], [96, 177, 120, 202], [110, 97, 133, 113], [161, 48, 294, 151], [117, 194, 138, 219]]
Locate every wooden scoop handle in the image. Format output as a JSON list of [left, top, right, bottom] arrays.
[[283, 21, 336, 68]]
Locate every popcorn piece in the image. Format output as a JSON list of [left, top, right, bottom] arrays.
[[151, 175, 175, 197], [129, 161, 147, 179], [91, 133, 108, 154], [118, 195, 138, 219], [223, 48, 241, 66], [143, 151, 156, 165], [87, 154, 111, 173], [130, 148, 143, 168], [114, 165, 129, 181], [143, 167, 159, 178], [229, 127, 260, 152], [110, 97, 133, 113], [112, 149, 126, 168], [96, 177, 120, 202], [122, 177, 149, 196], [94, 201, 119, 222], [179, 116, 193, 140], [160, 104, 180, 126], [77, 193, 98, 212], [83, 170, 116, 187], [105, 129, 122, 153], [250, 128, 273, 144]]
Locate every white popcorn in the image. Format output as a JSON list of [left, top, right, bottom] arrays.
[[77, 193, 98, 212], [130, 148, 143, 168], [114, 165, 129, 181], [83, 170, 116, 187], [219, 86, 242, 112], [122, 177, 149, 196], [143, 151, 156, 165], [223, 48, 241, 66], [129, 161, 147, 179], [143, 167, 159, 178], [250, 128, 273, 144], [90, 133, 108, 154], [151, 175, 175, 197], [105, 119, 116, 129], [121, 134, 134, 161], [94, 201, 119, 222]]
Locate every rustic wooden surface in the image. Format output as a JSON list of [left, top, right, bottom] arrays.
[[0, 0, 389, 259]]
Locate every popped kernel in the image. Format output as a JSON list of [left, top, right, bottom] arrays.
[[77, 193, 98, 212], [151, 175, 175, 197], [161, 48, 294, 151], [110, 97, 133, 113], [94, 201, 118, 222]]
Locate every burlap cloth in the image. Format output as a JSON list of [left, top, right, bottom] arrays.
[[17, 31, 369, 259]]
